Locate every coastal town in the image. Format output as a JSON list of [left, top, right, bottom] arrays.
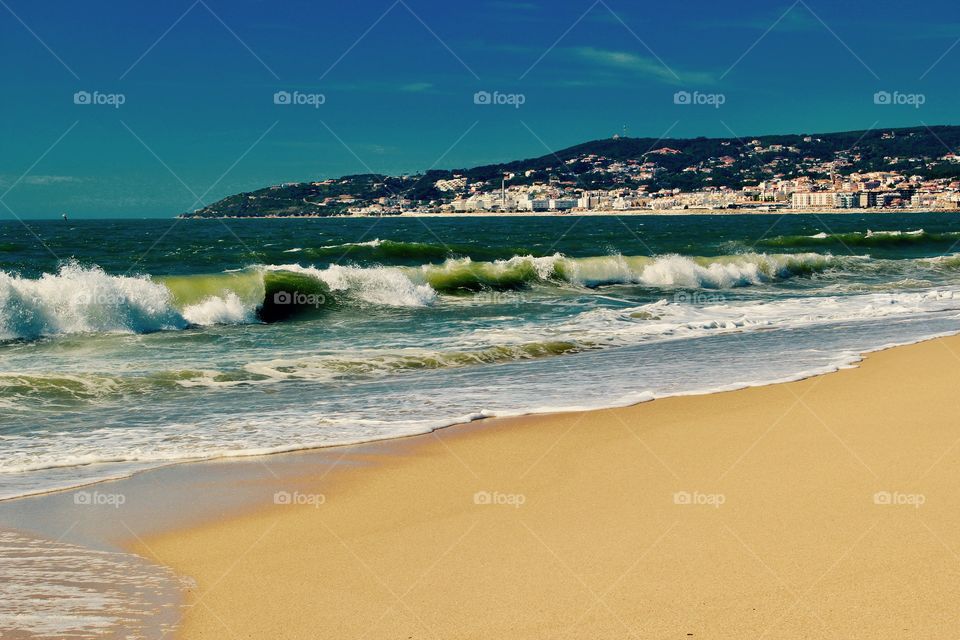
[[182, 126, 960, 218], [355, 135, 960, 214], [349, 167, 960, 215]]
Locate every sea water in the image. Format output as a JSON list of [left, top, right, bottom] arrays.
[[4, 214, 960, 499]]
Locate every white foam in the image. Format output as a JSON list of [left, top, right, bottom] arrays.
[[0, 264, 187, 340], [636, 253, 831, 289], [550, 289, 960, 345], [0, 253, 857, 342], [414, 252, 835, 290], [6, 252, 960, 502], [866, 228, 925, 237], [266, 263, 437, 307], [181, 292, 258, 325], [639, 254, 761, 288], [317, 238, 384, 249], [0, 531, 182, 638]]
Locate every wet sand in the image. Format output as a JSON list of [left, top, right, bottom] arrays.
[[123, 336, 960, 638]]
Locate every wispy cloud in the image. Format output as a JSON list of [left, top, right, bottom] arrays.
[[570, 46, 715, 85], [325, 80, 439, 94], [0, 174, 82, 188], [399, 82, 434, 92]]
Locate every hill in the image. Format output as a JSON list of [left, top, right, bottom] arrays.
[[180, 125, 960, 217]]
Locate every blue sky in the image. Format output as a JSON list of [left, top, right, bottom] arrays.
[[2, 0, 959, 218]]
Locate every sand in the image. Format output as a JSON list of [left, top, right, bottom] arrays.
[[136, 336, 960, 638]]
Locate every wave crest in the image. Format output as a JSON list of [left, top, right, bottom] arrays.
[[0, 264, 187, 341], [0, 252, 842, 341], [761, 229, 960, 249]]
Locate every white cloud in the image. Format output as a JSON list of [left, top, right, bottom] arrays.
[[570, 46, 715, 86], [0, 175, 82, 188]]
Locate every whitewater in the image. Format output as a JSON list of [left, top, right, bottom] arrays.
[[0, 251, 840, 340], [4, 214, 960, 500]]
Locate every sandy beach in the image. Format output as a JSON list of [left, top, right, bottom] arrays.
[[128, 335, 960, 639], [200, 208, 960, 219]]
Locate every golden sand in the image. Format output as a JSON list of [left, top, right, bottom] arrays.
[[138, 336, 960, 638]]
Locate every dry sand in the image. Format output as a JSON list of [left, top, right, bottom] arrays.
[[137, 336, 960, 638]]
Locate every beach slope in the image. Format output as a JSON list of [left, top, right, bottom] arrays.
[[140, 336, 960, 638]]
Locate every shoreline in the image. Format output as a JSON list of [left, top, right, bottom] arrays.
[[177, 208, 960, 219], [126, 334, 960, 638], [4, 334, 960, 637], [4, 334, 957, 637], [4, 329, 954, 506], [404, 208, 960, 217]]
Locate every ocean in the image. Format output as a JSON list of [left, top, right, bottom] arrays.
[[4, 213, 960, 501]]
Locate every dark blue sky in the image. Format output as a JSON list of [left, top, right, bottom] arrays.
[[2, 0, 959, 218]]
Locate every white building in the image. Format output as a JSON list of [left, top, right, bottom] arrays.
[[551, 198, 578, 211], [792, 192, 843, 208]]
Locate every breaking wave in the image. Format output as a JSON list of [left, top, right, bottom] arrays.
[[0, 251, 862, 341], [760, 229, 960, 250], [418, 252, 836, 291], [6, 284, 960, 410], [0, 264, 189, 341]]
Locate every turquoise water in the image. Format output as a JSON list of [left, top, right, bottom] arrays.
[[4, 214, 960, 499]]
